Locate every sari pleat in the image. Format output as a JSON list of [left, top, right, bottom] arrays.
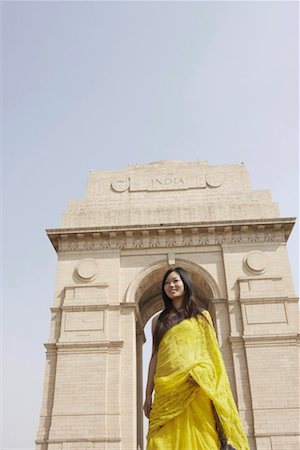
[[147, 311, 249, 450]]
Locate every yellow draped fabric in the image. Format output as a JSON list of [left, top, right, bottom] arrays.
[[147, 311, 249, 450]]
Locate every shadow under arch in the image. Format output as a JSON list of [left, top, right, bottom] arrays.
[[125, 258, 221, 327], [127, 258, 222, 450]]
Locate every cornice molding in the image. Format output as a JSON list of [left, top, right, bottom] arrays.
[[44, 340, 124, 353], [210, 298, 228, 304], [229, 333, 299, 347], [46, 218, 296, 253], [254, 432, 300, 438], [36, 438, 121, 444]]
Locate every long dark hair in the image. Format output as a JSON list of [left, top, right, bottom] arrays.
[[153, 267, 206, 350]]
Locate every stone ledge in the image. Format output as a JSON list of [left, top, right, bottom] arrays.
[[254, 432, 300, 437], [44, 340, 124, 352], [36, 437, 121, 443], [229, 333, 299, 347]]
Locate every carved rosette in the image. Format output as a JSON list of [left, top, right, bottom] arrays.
[[243, 251, 268, 274], [75, 258, 98, 280]]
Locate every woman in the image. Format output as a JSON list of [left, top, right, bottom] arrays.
[[143, 267, 249, 450]]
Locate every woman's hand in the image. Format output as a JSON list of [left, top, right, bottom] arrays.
[[143, 396, 152, 418]]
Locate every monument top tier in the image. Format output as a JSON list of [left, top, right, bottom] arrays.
[[61, 161, 280, 228]]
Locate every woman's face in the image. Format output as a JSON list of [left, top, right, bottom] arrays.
[[164, 271, 185, 304]]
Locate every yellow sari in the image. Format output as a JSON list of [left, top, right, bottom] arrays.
[[147, 311, 249, 450]]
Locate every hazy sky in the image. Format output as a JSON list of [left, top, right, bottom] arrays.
[[2, 1, 299, 449]]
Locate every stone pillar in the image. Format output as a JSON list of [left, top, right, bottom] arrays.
[[35, 345, 57, 450], [225, 239, 299, 450], [136, 329, 146, 449], [35, 250, 125, 449], [120, 305, 138, 450]]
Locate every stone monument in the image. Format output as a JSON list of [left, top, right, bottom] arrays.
[[36, 161, 299, 450]]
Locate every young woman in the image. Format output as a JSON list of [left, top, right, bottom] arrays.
[[143, 267, 249, 450]]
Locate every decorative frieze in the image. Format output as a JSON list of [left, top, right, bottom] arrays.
[[47, 219, 295, 253]]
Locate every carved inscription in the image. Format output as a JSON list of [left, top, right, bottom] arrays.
[[111, 170, 223, 192], [151, 177, 185, 189]]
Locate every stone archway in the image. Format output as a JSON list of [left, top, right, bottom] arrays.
[[126, 259, 222, 449], [36, 162, 298, 450]]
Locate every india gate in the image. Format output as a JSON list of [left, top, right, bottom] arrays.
[[35, 161, 299, 450]]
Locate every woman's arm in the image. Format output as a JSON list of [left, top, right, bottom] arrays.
[[143, 316, 158, 418]]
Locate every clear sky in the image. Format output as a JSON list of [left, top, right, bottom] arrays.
[[2, 1, 299, 449]]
